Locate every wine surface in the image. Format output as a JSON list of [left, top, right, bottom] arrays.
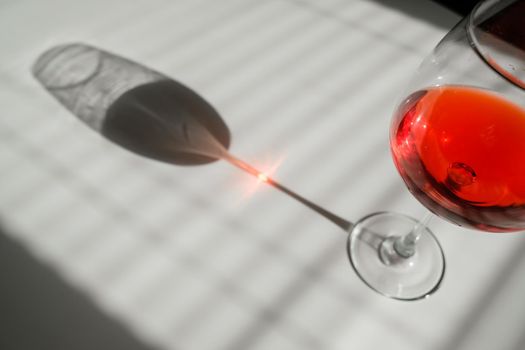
[[391, 86, 525, 231]]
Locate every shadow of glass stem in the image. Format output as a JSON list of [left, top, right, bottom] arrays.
[[32, 43, 358, 237]]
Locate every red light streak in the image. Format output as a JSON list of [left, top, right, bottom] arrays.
[[223, 151, 351, 231], [224, 153, 283, 197]]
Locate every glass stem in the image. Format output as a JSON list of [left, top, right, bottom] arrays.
[[394, 212, 432, 258], [379, 212, 432, 265]]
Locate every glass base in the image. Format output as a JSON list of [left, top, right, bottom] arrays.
[[347, 212, 445, 301]]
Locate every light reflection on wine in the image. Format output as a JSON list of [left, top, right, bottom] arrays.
[[391, 86, 525, 231]]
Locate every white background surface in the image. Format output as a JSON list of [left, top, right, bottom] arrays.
[[1, 0, 525, 349]]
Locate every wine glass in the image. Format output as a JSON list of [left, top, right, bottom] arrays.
[[348, 0, 525, 300]]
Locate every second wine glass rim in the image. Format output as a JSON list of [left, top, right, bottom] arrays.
[[466, 0, 525, 91]]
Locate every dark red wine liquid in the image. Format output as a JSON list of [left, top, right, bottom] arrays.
[[391, 86, 525, 231]]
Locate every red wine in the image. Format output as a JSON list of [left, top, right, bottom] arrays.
[[391, 86, 525, 232]]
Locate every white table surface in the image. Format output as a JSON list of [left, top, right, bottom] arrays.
[[1, 0, 525, 349]]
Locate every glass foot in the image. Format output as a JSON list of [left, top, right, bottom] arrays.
[[347, 212, 445, 301]]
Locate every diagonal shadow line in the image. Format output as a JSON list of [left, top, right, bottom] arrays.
[[187, 0, 369, 92], [368, 177, 409, 212], [225, 241, 345, 350], [1, 138, 116, 218], [84, 0, 208, 43], [248, 79, 395, 199], [217, 19, 429, 143], [308, 110, 400, 207], [0, 128, 141, 230], [81, 1, 184, 42], [157, 238, 331, 349], [140, 0, 266, 61], [435, 238, 525, 350], [285, 0, 427, 54], [205, 3, 419, 120], [159, 0, 289, 73], [159, 233, 352, 349]]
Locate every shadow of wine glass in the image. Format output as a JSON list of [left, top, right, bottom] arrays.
[[32, 43, 231, 166], [33, 42, 358, 234]]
